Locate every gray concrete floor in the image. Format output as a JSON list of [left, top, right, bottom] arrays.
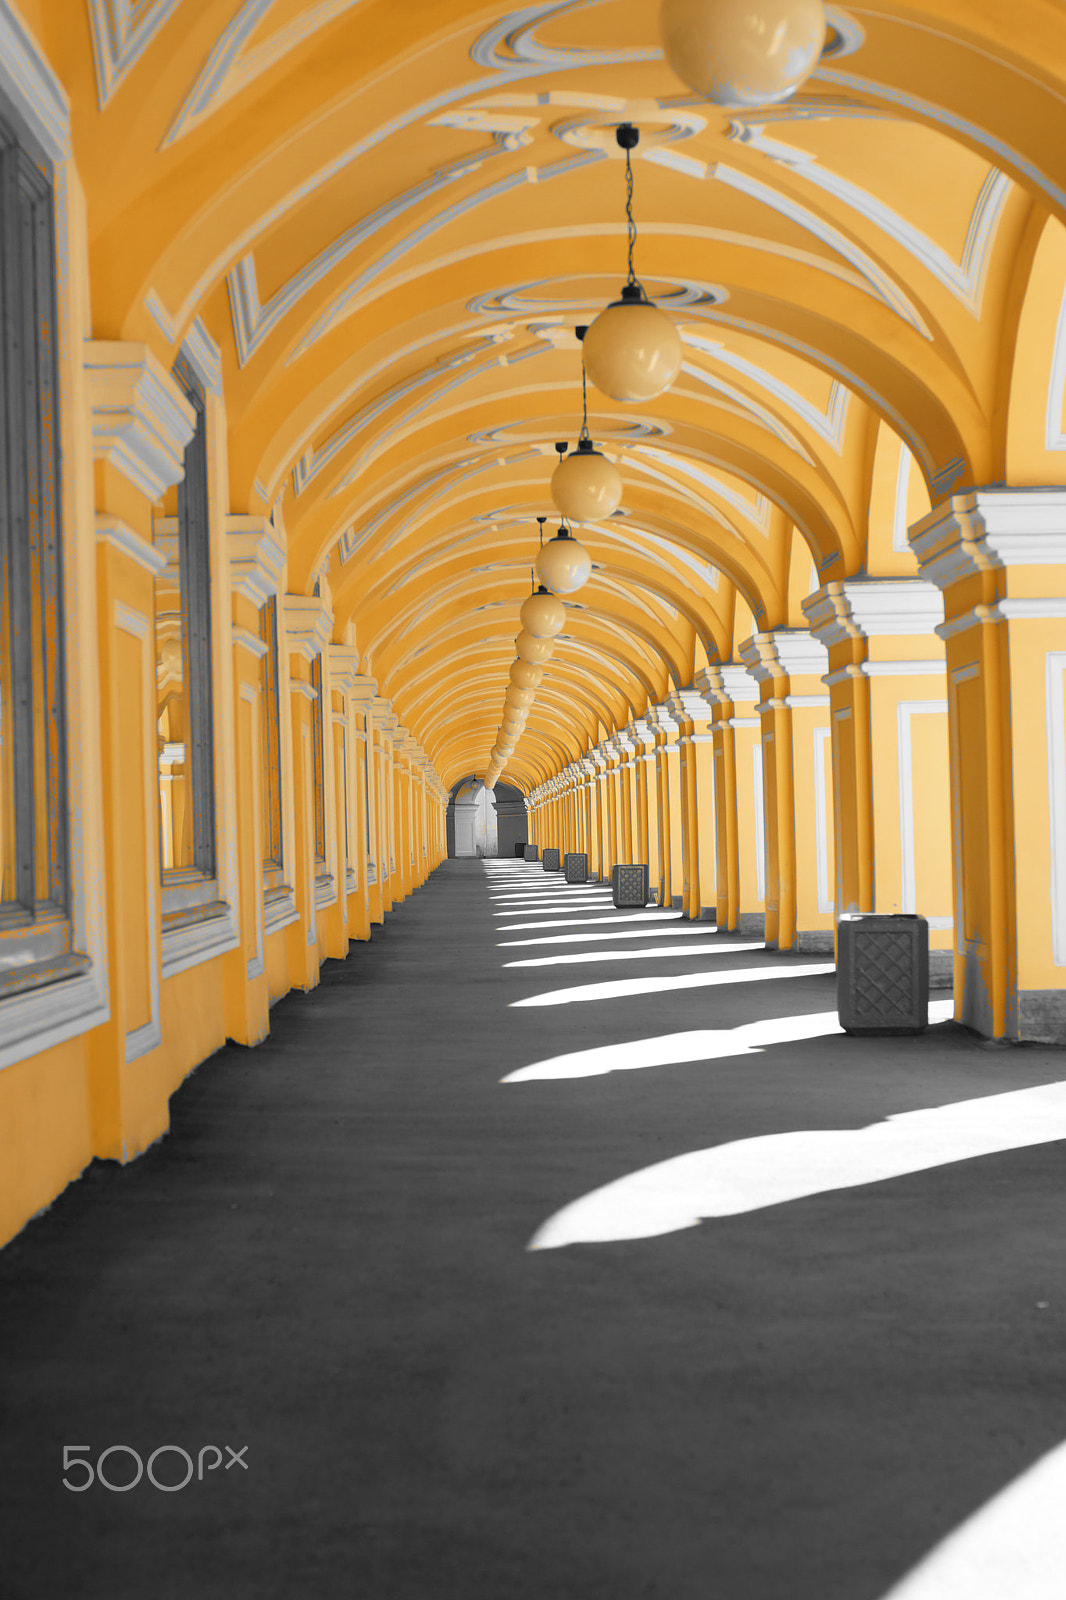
[[1, 858, 1065, 1599]]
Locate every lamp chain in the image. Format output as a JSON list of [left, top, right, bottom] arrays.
[[580, 357, 590, 445], [625, 144, 638, 291]]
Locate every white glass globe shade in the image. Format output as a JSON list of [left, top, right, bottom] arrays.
[[502, 711, 526, 734], [509, 659, 543, 690], [516, 630, 554, 665], [519, 588, 566, 638], [551, 445, 623, 522], [535, 530, 592, 597], [660, 0, 826, 107], [491, 744, 510, 764], [583, 292, 682, 403], [505, 685, 536, 710]]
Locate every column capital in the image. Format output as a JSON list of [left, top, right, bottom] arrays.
[[326, 644, 361, 692], [802, 578, 942, 645], [228, 517, 284, 605], [911, 487, 1066, 587], [646, 701, 681, 735], [85, 340, 196, 500], [349, 674, 378, 705], [282, 594, 332, 659], [695, 665, 759, 706], [738, 628, 828, 682], [667, 687, 715, 722]]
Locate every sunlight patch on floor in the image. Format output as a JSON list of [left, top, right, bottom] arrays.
[[528, 1062, 1065, 1249], [505, 941, 764, 969], [501, 1005, 912, 1080], [511, 962, 835, 1007], [876, 1438, 1066, 1600], [497, 911, 683, 931], [498, 924, 724, 949]]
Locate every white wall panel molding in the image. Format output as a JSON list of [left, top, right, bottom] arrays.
[[1046, 652, 1066, 966], [897, 699, 950, 919]]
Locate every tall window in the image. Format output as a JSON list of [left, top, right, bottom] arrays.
[[0, 113, 77, 996], [259, 596, 284, 887], [311, 654, 326, 868], [155, 358, 216, 891]]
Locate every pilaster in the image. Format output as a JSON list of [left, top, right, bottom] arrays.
[[912, 487, 1066, 1041]]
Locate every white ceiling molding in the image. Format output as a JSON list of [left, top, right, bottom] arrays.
[[228, 139, 520, 367], [683, 333, 851, 454], [709, 162, 932, 339], [813, 60, 1066, 215], [162, 0, 366, 149], [634, 446, 774, 534], [87, 0, 183, 109], [732, 124, 1011, 316]]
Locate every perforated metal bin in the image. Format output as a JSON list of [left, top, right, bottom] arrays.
[[564, 852, 589, 884], [523, 844, 539, 863], [837, 913, 929, 1035], [612, 863, 649, 909], [514, 842, 526, 858], [542, 848, 561, 872]]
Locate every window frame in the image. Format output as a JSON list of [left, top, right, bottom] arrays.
[[0, 107, 83, 1001]]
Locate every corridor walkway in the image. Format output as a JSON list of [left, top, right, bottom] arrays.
[[2, 860, 1065, 1599]]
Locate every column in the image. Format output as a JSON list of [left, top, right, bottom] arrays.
[[226, 518, 286, 1040], [738, 631, 833, 952], [696, 666, 765, 936], [667, 690, 715, 921], [912, 490, 1066, 1041], [282, 595, 333, 986], [646, 704, 684, 909], [629, 720, 659, 894], [803, 580, 953, 977]]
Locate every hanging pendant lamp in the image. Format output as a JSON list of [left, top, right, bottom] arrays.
[[509, 659, 543, 690], [551, 329, 624, 522], [505, 684, 536, 710], [520, 583, 566, 638], [535, 518, 592, 597], [660, 0, 826, 107], [583, 125, 682, 404], [516, 630, 554, 665]]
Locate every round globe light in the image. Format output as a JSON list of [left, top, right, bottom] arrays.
[[505, 685, 536, 710], [519, 587, 566, 638], [535, 527, 592, 597], [583, 286, 682, 404], [660, 0, 826, 107], [516, 630, 554, 665], [509, 659, 543, 690], [491, 744, 510, 764], [551, 441, 623, 522], [502, 710, 526, 733]]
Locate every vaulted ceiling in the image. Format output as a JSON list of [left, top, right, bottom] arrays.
[[36, 0, 1066, 784]]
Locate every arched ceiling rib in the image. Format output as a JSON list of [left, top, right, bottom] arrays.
[[46, 0, 1066, 785]]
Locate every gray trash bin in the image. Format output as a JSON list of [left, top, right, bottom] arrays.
[[564, 852, 589, 884], [523, 844, 539, 862], [542, 848, 561, 872], [837, 913, 929, 1034], [514, 842, 526, 858], [612, 863, 649, 908]]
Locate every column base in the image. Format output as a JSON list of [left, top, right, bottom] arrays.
[[736, 912, 765, 937], [1016, 990, 1066, 1045], [928, 949, 954, 988], [785, 930, 835, 954]]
